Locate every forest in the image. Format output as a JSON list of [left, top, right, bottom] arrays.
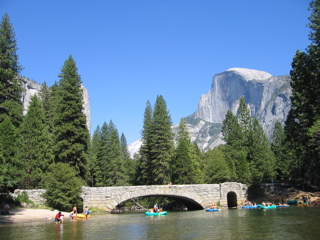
[[1, 0, 320, 211]]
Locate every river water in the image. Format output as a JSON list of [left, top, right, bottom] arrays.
[[1, 206, 319, 239]]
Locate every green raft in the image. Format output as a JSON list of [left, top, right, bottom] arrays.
[[258, 204, 276, 209], [145, 211, 168, 216]]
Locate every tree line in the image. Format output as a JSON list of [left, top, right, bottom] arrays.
[[1, 1, 320, 209]]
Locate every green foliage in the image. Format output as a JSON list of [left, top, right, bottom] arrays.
[[150, 95, 174, 184], [248, 119, 275, 183], [136, 101, 154, 185], [271, 121, 291, 182], [16, 95, 53, 189], [0, 14, 23, 127], [43, 162, 83, 212], [52, 55, 89, 179], [14, 191, 33, 205], [285, 0, 320, 187], [172, 118, 203, 184], [0, 117, 18, 190], [203, 147, 231, 183]]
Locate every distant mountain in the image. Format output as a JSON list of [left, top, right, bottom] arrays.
[[128, 68, 291, 156]]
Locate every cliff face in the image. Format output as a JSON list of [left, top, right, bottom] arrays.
[[184, 68, 292, 149], [128, 68, 292, 155], [21, 78, 91, 131]]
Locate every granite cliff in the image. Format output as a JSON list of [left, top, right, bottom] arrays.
[[21, 78, 91, 131], [128, 68, 291, 155]]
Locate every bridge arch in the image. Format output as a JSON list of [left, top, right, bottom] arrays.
[[81, 182, 247, 212]]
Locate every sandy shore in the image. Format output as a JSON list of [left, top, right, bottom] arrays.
[[0, 208, 70, 225]]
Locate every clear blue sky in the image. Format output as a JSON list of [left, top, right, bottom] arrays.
[[1, 0, 311, 144]]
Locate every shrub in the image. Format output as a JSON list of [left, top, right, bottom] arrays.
[[43, 163, 84, 212]]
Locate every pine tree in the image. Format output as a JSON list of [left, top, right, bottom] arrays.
[[0, 14, 23, 127], [150, 95, 174, 184], [39, 81, 54, 134], [87, 125, 101, 187], [247, 119, 275, 183], [271, 121, 291, 182], [120, 133, 136, 185], [53, 55, 89, 179], [285, 0, 320, 187], [104, 127, 128, 186], [204, 147, 231, 183], [95, 122, 108, 186], [172, 118, 202, 184], [16, 95, 53, 189], [136, 101, 153, 184], [0, 117, 17, 190]]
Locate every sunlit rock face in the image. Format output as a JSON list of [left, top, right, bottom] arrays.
[[21, 77, 91, 131], [185, 68, 292, 150], [129, 68, 292, 155]]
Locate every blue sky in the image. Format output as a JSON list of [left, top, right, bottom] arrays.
[[1, 0, 311, 144]]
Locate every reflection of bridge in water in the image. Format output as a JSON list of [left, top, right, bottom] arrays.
[[81, 182, 248, 211]]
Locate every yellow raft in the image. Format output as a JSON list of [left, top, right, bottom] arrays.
[[77, 214, 91, 218]]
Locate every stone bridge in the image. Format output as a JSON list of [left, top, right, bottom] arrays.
[[81, 182, 248, 211]]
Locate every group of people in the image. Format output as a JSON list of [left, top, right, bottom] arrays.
[[209, 203, 219, 209], [148, 203, 164, 213], [241, 200, 257, 207], [55, 204, 90, 224]]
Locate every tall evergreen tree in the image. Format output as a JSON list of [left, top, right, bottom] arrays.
[[95, 122, 109, 186], [104, 127, 128, 186], [247, 119, 275, 183], [150, 95, 174, 185], [16, 95, 53, 189], [204, 147, 231, 183], [285, 0, 320, 187], [172, 118, 202, 184], [0, 14, 23, 127], [39, 81, 54, 134], [120, 133, 136, 185], [0, 117, 17, 190], [271, 121, 291, 182], [136, 101, 153, 184], [87, 125, 101, 187], [53, 55, 89, 179]]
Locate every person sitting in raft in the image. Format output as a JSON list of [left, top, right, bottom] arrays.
[[148, 208, 154, 213], [154, 204, 158, 212], [55, 212, 63, 224], [84, 206, 90, 219]]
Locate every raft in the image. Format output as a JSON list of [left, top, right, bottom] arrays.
[[77, 214, 91, 218], [285, 199, 298, 204], [206, 208, 220, 211], [145, 211, 167, 216], [257, 204, 276, 209], [242, 205, 258, 209], [277, 204, 290, 207], [298, 203, 309, 207]]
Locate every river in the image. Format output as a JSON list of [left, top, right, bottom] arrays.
[[1, 206, 319, 239]]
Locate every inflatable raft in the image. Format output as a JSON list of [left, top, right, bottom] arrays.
[[242, 205, 258, 209], [258, 204, 276, 209], [77, 214, 91, 218], [145, 211, 167, 216], [206, 208, 220, 211]]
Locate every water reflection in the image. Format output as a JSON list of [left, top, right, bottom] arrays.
[[1, 207, 320, 239]]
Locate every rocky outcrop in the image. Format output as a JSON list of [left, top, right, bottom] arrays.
[[128, 68, 291, 155], [185, 68, 291, 149], [21, 77, 91, 131]]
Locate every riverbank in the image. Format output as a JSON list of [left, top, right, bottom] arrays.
[[0, 208, 70, 225]]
